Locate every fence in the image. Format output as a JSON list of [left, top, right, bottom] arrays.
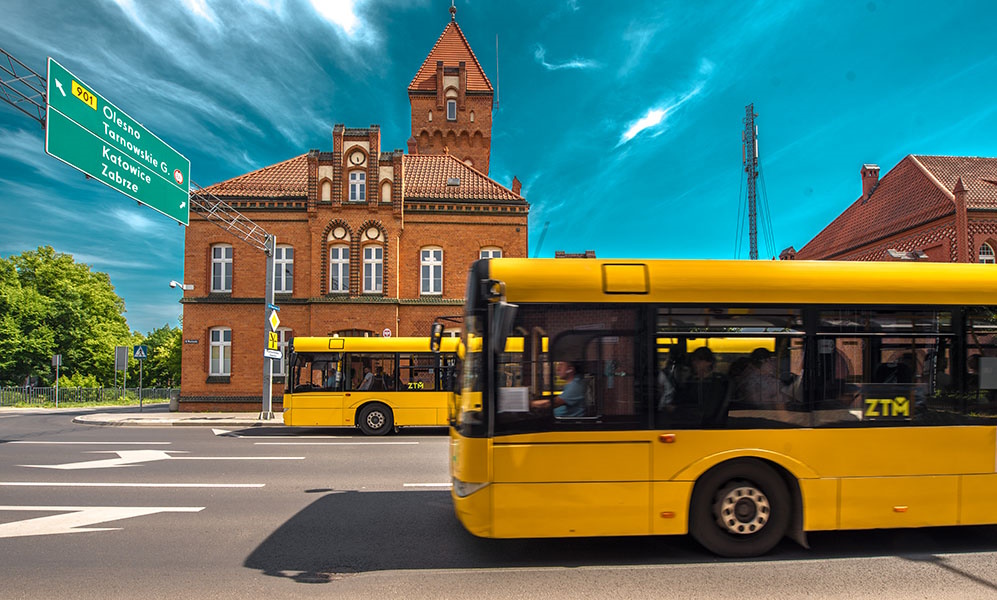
[[0, 387, 179, 407]]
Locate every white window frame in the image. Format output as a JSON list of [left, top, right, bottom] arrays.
[[209, 327, 231, 376], [273, 245, 293, 294], [480, 247, 502, 259], [329, 245, 350, 293], [272, 327, 291, 377], [363, 245, 383, 293], [349, 170, 366, 202], [421, 247, 443, 295], [211, 244, 233, 293], [980, 243, 995, 264], [446, 99, 457, 121]]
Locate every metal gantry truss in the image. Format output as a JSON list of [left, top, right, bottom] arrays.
[[0, 47, 46, 127]]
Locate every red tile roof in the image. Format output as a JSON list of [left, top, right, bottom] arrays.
[[797, 155, 997, 259], [199, 154, 308, 198], [196, 153, 522, 203], [404, 154, 523, 202], [408, 20, 492, 93]]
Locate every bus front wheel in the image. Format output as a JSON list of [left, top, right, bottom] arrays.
[[689, 458, 790, 558], [357, 403, 394, 436]]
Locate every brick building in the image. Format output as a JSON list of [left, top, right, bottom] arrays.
[[178, 9, 529, 411], [785, 155, 997, 262]]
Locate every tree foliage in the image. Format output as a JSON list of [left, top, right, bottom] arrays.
[[0, 246, 132, 386]]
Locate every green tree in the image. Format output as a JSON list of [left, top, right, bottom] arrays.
[[138, 324, 181, 387], [0, 246, 132, 386]]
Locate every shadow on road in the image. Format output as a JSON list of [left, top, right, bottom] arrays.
[[244, 489, 997, 584]]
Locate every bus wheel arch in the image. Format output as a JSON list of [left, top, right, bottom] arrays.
[[356, 402, 394, 436], [689, 457, 799, 557]]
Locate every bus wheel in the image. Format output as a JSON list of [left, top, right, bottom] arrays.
[[357, 403, 393, 436], [689, 459, 790, 558]]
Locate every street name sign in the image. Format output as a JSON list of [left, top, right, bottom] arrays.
[[45, 58, 190, 225]]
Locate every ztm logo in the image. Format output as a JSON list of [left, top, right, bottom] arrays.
[[173, 169, 184, 185]]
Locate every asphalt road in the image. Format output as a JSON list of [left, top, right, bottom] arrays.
[[2, 408, 997, 599]]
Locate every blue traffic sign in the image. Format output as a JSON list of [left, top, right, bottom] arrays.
[[133, 345, 149, 360]]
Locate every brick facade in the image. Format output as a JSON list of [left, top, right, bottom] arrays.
[[178, 13, 527, 412]]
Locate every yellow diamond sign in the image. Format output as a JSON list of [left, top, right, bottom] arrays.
[[268, 310, 280, 331]]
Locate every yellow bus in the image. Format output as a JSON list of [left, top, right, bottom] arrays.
[[443, 258, 997, 557], [283, 336, 459, 435]]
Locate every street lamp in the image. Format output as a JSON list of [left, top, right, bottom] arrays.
[[169, 280, 194, 291]]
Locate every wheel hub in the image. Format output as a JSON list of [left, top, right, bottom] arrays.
[[716, 483, 770, 535], [366, 411, 385, 429]]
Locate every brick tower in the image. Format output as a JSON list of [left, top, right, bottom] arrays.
[[408, 3, 494, 174]]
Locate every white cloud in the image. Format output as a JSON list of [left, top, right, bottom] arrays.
[[309, 0, 362, 36], [619, 108, 666, 144], [180, 0, 219, 26], [617, 62, 711, 146], [534, 45, 599, 71]]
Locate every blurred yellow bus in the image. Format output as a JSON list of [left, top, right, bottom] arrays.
[[283, 336, 459, 435], [444, 257, 997, 556]]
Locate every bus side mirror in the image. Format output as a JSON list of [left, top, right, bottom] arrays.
[[429, 322, 444, 353], [490, 301, 518, 356]]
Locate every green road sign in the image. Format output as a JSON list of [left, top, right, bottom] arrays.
[[45, 58, 190, 225]]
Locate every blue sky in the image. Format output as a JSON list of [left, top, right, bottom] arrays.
[[2, 0, 997, 334]]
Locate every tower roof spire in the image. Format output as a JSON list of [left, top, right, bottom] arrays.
[[450, 0, 456, 21]]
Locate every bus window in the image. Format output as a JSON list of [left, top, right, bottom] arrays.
[[399, 353, 437, 391]]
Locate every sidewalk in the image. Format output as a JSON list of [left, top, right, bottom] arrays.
[[70, 404, 284, 427]]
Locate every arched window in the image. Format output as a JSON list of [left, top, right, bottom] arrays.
[[209, 327, 231, 376], [480, 247, 502, 259], [320, 179, 332, 202], [980, 243, 995, 264], [349, 170, 366, 202], [363, 245, 383, 293], [329, 245, 350, 293], [211, 244, 233, 292], [273, 245, 293, 294], [381, 180, 392, 203], [421, 246, 443, 295]]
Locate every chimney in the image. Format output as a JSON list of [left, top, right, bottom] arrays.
[[407, 136, 418, 155], [954, 177, 970, 263], [861, 164, 880, 202], [511, 176, 522, 196]]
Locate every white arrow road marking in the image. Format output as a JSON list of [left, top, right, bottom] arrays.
[[0, 506, 203, 539], [21, 450, 303, 470], [54, 79, 66, 96]]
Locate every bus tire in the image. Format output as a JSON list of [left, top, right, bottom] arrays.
[[689, 458, 790, 558], [357, 403, 393, 436]]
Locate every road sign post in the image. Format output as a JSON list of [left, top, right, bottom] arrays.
[[133, 345, 148, 412], [52, 354, 61, 408], [45, 58, 190, 225], [261, 235, 276, 420]]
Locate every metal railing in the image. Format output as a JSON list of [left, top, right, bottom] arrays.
[[0, 387, 179, 407]]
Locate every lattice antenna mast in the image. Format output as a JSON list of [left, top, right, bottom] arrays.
[[742, 104, 759, 260], [0, 48, 47, 127]]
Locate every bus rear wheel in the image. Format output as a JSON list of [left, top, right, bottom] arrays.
[[357, 403, 393, 436], [689, 459, 790, 558]]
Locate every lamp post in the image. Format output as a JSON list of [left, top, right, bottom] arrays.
[[168, 280, 193, 412]]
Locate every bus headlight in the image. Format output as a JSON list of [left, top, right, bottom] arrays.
[[452, 477, 489, 498]]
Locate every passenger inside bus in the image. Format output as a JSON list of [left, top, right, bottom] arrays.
[[673, 347, 729, 426], [731, 347, 794, 410]]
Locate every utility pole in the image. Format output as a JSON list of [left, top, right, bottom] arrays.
[[742, 104, 759, 260]]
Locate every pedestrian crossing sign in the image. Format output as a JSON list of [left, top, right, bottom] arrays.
[[133, 345, 148, 360]]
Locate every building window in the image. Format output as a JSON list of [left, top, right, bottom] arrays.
[[211, 244, 233, 292], [349, 171, 366, 202], [446, 99, 457, 121], [273, 327, 291, 377], [980, 243, 995, 264], [209, 327, 231, 376], [480, 247, 502, 259], [274, 245, 293, 293], [421, 247, 443, 295], [329, 245, 349, 293], [363, 245, 383, 293]]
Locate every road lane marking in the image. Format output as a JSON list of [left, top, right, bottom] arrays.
[[0, 505, 204, 539], [253, 442, 419, 446], [0, 482, 264, 488], [22, 450, 304, 470], [403, 483, 452, 488], [9, 441, 171, 445]]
